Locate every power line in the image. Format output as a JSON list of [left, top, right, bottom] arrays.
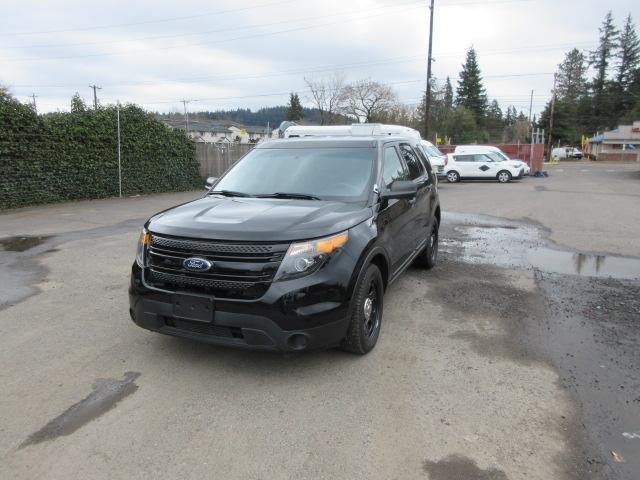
[[0, 0, 298, 37], [2, 0, 542, 63], [2, 3, 426, 63], [9, 0, 423, 51]]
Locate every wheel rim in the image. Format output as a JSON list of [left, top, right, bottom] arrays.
[[499, 172, 509, 182], [429, 224, 438, 262], [363, 281, 380, 338], [447, 172, 457, 182]]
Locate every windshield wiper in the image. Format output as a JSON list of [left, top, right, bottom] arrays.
[[256, 192, 322, 200], [208, 190, 252, 197]]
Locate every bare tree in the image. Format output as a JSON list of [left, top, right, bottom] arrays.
[[304, 73, 345, 125], [376, 103, 419, 128], [341, 79, 398, 123]]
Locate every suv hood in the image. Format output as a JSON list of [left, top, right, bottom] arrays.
[[146, 196, 372, 242]]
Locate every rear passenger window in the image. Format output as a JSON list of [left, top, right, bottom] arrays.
[[383, 147, 408, 188], [454, 155, 474, 162], [399, 144, 424, 179]]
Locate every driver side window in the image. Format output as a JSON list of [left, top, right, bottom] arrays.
[[382, 147, 408, 189]]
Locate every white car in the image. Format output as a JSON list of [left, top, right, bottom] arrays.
[[417, 140, 448, 177], [444, 152, 525, 183], [455, 145, 530, 175]]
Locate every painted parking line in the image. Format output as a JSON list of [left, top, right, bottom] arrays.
[[580, 169, 590, 172]]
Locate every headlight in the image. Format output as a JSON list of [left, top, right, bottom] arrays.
[[274, 231, 348, 281], [136, 228, 150, 267]]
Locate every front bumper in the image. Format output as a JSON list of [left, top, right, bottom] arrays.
[[128, 258, 354, 352]]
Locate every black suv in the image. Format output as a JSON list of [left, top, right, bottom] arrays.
[[129, 136, 440, 354]]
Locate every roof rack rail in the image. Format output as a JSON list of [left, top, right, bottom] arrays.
[[283, 123, 422, 140]]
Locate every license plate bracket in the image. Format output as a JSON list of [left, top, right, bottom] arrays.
[[173, 295, 214, 323]]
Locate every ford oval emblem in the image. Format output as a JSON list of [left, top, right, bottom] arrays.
[[183, 257, 212, 272]]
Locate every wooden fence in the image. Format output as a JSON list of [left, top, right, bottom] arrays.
[[195, 143, 254, 178]]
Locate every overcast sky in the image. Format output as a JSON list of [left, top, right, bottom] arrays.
[[1, 0, 638, 118]]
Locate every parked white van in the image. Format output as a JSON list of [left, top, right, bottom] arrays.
[[454, 145, 530, 175], [444, 151, 525, 183], [551, 147, 582, 160], [417, 140, 447, 176]]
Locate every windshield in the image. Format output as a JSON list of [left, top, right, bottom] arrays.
[[422, 144, 444, 157], [212, 147, 375, 202], [494, 150, 510, 161]]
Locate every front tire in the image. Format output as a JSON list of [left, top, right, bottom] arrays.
[[342, 264, 384, 354], [446, 171, 460, 183], [414, 218, 438, 269], [497, 170, 512, 183]]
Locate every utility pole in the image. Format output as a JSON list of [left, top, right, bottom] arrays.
[[181, 99, 190, 133], [528, 89, 534, 169], [116, 101, 122, 198], [30, 93, 38, 113], [424, 0, 435, 139], [89, 84, 101, 109], [527, 89, 533, 124], [546, 74, 557, 159]]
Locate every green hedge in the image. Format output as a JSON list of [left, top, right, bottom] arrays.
[[0, 93, 201, 210]]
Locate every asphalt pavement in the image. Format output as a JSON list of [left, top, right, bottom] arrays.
[[0, 161, 638, 480]]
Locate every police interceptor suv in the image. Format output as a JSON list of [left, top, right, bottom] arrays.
[[129, 127, 440, 354]]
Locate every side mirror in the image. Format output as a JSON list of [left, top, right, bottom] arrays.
[[204, 176, 218, 190], [380, 180, 418, 200]]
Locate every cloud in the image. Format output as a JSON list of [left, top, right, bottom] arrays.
[[0, 0, 637, 115]]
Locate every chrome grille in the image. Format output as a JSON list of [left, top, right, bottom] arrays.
[[145, 233, 289, 299]]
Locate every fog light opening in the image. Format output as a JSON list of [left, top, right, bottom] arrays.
[[287, 333, 308, 351]]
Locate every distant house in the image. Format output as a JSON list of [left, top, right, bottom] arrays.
[[228, 125, 271, 143], [587, 120, 640, 161], [162, 117, 271, 144]]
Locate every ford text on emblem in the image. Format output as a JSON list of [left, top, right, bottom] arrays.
[[183, 257, 212, 272]]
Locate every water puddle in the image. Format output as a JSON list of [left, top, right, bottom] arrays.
[[441, 212, 640, 281], [20, 371, 141, 448], [528, 248, 640, 280], [0, 235, 51, 252]]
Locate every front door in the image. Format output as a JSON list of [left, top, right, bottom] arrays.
[[377, 145, 414, 272]]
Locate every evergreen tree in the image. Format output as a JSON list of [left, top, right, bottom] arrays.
[[556, 48, 588, 102], [588, 12, 619, 130], [616, 14, 640, 90], [70, 93, 87, 113], [285, 92, 304, 121], [444, 105, 478, 144], [455, 47, 488, 124], [444, 77, 454, 109], [485, 100, 504, 142], [590, 11, 619, 92]]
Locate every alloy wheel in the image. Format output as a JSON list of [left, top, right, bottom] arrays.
[[363, 282, 380, 338]]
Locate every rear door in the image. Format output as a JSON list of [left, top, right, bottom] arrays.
[[377, 144, 413, 271], [452, 154, 475, 177]]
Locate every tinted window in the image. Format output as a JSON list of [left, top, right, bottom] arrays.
[[474, 154, 493, 163], [383, 147, 408, 188], [399, 144, 424, 179], [213, 147, 374, 201], [454, 154, 475, 162]]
